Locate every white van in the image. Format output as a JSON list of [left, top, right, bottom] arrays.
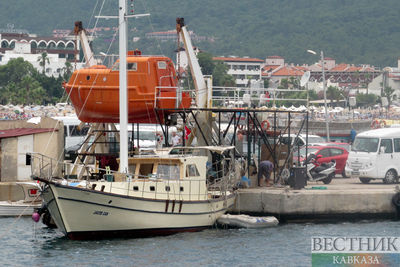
[[52, 116, 89, 150], [345, 128, 400, 184]]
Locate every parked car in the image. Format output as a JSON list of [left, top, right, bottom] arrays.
[[280, 134, 326, 147], [325, 142, 351, 151], [293, 145, 349, 177]]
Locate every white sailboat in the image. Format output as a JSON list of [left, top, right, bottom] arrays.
[[31, 1, 237, 239], [35, 146, 236, 239], [0, 182, 41, 216]]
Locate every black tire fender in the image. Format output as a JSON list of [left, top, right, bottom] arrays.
[[392, 192, 400, 209]]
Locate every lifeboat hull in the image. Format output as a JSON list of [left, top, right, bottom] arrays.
[[64, 56, 191, 123]]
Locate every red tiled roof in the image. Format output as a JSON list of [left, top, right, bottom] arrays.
[[362, 67, 376, 72], [330, 63, 348, 72], [293, 66, 309, 71], [267, 55, 283, 59], [213, 57, 264, 63], [262, 65, 280, 72], [272, 66, 304, 76], [0, 128, 57, 139], [346, 66, 363, 72]]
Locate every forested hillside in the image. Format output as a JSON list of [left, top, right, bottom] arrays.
[[1, 0, 400, 67]]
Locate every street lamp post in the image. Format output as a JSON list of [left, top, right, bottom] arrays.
[[307, 49, 330, 141]]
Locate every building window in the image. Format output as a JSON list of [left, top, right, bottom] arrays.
[[128, 62, 137, 71], [158, 61, 167, 69]]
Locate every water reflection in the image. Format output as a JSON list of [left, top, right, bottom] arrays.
[[0, 218, 398, 267]]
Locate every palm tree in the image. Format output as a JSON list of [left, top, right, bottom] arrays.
[[37, 52, 50, 74], [62, 61, 73, 80]]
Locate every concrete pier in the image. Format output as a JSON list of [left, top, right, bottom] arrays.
[[231, 178, 400, 221]]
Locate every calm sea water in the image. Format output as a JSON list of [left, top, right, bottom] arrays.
[[0, 217, 398, 267]]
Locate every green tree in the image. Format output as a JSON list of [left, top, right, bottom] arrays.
[[197, 52, 215, 75], [0, 57, 37, 86], [212, 62, 235, 87], [326, 86, 341, 104], [356, 93, 378, 107], [383, 86, 395, 107], [0, 58, 62, 105], [37, 52, 50, 74], [263, 79, 269, 88], [62, 61, 73, 81], [278, 78, 289, 89]]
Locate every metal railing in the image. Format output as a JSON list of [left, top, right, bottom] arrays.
[[28, 152, 233, 201]]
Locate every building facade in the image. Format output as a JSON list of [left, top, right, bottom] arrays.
[[213, 56, 263, 88], [0, 31, 86, 76]]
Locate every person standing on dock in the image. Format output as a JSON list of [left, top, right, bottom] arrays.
[[350, 127, 356, 144], [258, 160, 274, 187]]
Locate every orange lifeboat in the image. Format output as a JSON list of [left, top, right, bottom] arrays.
[[63, 53, 191, 123]]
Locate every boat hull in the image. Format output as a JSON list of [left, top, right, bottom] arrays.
[[0, 201, 41, 216], [64, 56, 191, 124], [43, 183, 235, 240]]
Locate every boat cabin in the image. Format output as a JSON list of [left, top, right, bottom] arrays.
[[127, 155, 206, 181]]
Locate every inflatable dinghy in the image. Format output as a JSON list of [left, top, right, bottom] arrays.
[[217, 214, 279, 228]]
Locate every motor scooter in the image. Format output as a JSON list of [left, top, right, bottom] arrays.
[[304, 154, 336, 184]]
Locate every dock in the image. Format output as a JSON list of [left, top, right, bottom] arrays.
[[231, 178, 400, 221]]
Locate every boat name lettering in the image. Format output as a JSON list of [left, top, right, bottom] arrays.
[[93, 210, 109, 216]]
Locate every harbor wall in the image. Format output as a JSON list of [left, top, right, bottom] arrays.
[[231, 186, 399, 220]]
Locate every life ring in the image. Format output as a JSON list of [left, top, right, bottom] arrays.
[[261, 120, 270, 131], [371, 120, 380, 129], [156, 132, 163, 144]]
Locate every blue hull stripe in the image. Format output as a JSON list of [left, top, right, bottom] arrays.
[[54, 183, 231, 204], [57, 196, 233, 215]]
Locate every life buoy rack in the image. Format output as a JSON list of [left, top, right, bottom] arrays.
[[371, 119, 386, 129], [371, 120, 379, 129], [237, 120, 270, 131], [156, 132, 164, 145], [261, 120, 270, 131]]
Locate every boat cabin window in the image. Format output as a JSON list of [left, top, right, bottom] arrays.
[[111, 62, 119, 71], [139, 163, 154, 178], [186, 164, 200, 177], [156, 164, 180, 179], [128, 62, 137, 71], [157, 61, 167, 69]]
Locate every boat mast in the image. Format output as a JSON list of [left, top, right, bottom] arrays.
[[119, 0, 128, 173], [177, 18, 212, 147]]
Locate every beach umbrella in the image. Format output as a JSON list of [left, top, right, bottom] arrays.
[[298, 105, 307, 111], [27, 117, 41, 124]]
